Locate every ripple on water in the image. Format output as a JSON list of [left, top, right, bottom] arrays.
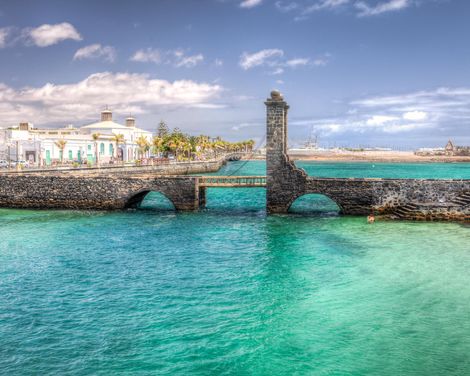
[[1, 162, 470, 375]]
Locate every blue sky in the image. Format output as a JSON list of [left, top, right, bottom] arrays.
[[0, 0, 469, 148]]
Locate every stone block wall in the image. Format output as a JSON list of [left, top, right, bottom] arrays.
[[5, 157, 229, 177], [265, 91, 470, 220], [305, 177, 470, 219], [0, 174, 201, 211]]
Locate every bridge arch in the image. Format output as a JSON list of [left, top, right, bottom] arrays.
[[287, 192, 343, 214], [124, 189, 176, 210]]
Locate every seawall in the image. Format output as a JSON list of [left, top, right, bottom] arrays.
[[0, 156, 232, 177]]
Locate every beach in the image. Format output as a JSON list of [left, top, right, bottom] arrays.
[[249, 150, 470, 163]]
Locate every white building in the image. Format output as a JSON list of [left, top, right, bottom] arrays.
[[0, 110, 153, 166]]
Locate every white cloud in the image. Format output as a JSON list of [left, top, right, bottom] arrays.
[[270, 67, 285, 75], [382, 123, 426, 133], [240, 49, 318, 74], [189, 103, 226, 109], [73, 44, 116, 62], [301, 87, 470, 138], [240, 0, 263, 8], [352, 87, 470, 108], [366, 115, 399, 126], [277, 0, 418, 19], [275, 1, 299, 12], [26, 22, 82, 47], [286, 58, 310, 67], [312, 58, 327, 66], [130, 48, 161, 63], [232, 121, 263, 131], [355, 0, 411, 17], [403, 110, 427, 121], [313, 53, 332, 66], [0, 72, 223, 125], [0, 27, 10, 48], [214, 58, 224, 67], [239, 49, 284, 70], [311, 122, 342, 134], [131, 48, 204, 68], [303, 0, 350, 14], [175, 53, 204, 68], [302, 117, 430, 136]]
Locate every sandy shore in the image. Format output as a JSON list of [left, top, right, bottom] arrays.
[[249, 150, 470, 163]]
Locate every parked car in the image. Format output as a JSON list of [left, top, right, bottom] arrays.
[[6, 160, 29, 168], [0, 160, 9, 168]]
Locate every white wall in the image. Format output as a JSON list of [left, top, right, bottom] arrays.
[[0, 125, 154, 164]]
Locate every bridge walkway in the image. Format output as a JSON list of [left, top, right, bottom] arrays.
[[198, 176, 266, 187]]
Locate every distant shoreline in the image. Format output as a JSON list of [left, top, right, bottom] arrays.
[[247, 150, 470, 163]]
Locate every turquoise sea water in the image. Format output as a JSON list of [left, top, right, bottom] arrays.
[[1, 162, 469, 375]]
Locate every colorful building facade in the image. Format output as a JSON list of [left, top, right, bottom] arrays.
[[0, 110, 153, 166]]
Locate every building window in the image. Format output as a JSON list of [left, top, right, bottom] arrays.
[[88, 144, 92, 151], [109, 143, 114, 155], [100, 143, 105, 155], [68, 150, 73, 160]]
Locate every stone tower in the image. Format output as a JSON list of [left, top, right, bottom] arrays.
[[101, 109, 112, 122], [265, 91, 307, 213], [126, 116, 136, 128]]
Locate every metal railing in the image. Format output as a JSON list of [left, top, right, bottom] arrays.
[[0, 153, 248, 174], [199, 176, 266, 187]]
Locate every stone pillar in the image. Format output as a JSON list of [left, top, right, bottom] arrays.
[[198, 186, 207, 208], [265, 90, 289, 157], [265, 91, 307, 213]]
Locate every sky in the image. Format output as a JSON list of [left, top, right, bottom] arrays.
[[0, 0, 469, 149]]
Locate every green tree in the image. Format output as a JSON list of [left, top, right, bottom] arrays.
[[157, 120, 169, 138], [92, 133, 101, 165], [152, 136, 164, 156], [136, 135, 150, 159], [111, 133, 125, 162], [54, 139, 67, 165]]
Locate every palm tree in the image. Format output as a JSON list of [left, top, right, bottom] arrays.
[[92, 133, 100, 165], [166, 138, 178, 160], [54, 139, 67, 165], [197, 135, 211, 160], [136, 135, 150, 159], [212, 140, 225, 158], [152, 136, 164, 157], [111, 133, 125, 162], [175, 139, 186, 161], [182, 141, 192, 160], [246, 139, 255, 152]]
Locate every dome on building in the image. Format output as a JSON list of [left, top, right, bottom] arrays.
[[81, 109, 129, 130]]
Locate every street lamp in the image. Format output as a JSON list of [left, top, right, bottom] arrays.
[[6, 141, 14, 169]]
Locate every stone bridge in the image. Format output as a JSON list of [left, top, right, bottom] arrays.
[[265, 90, 470, 220], [0, 91, 469, 220], [0, 174, 203, 211], [0, 154, 247, 211]]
